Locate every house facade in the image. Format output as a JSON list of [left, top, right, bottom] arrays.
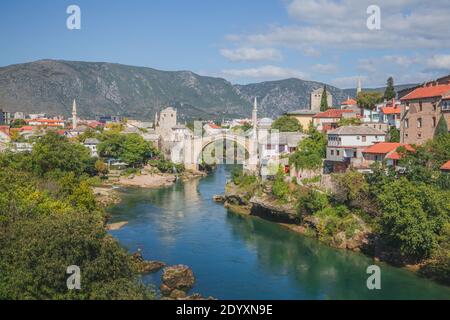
[[312, 109, 357, 132], [326, 126, 386, 172], [400, 83, 450, 144], [285, 110, 317, 129], [83, 138, 100, 157], [361, 142, 414, 168]]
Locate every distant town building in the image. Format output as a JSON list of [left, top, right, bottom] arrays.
[[83, 138, 100, 157], [285, 110, 317, 129], [25, 118, 65, 128], [340, 98, 358, 110], [312, 109, 358, 132], [361, 142, 414, 168], [203, 123, 223, 135], [95, 115, 123, 124], [28, 113, 47, 120], [400, 82, 450, 144], [326, 126, 386, 172], [379, 99, 401, 129]]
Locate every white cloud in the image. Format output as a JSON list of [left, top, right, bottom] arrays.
[[331, 75, 367, 89], [426, 55, 450, 71], [221, 65, 308, 81], [357, 59, 377, 73], [303, 47, 321, 57], [383, 55, 421, 67], [311, 63, 338, 74], [220, 47, 282, 62], [227, 0, 450, 50]]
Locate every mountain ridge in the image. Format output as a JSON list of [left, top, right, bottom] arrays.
[[0, 59, 412, 121]]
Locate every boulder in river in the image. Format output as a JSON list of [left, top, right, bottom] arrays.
[[213, 195, 226, 203], [161, 264, 195, 292], [132, 252, 166, 274]]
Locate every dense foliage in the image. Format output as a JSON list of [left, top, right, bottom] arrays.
[[388, 126, 400, 143], [289, 125, 326, 170], [98, 132, 155, 167], [271, 116, 302, 133], [320, 86, 329, 112], [0, 133, 154, 299], [357, 91, 384, 110], [384, 77, 396, 101], [337, 117, 361, 127]]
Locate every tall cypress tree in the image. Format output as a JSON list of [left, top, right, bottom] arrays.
[[434, 115, 449, 138], [320, 86, 329, 111], [384, 77, 396, 101]]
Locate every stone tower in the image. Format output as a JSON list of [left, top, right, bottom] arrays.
[[252, 97, 258, 135], [357, 78, 362, 95], [154, 112, 159, 129], [158, 107, 177, 131], [310, 88, 332, 112], [72, 99, 78, 129]]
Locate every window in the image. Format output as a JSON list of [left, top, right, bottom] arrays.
[[433, 117, 436, 127], [404, 119, 409, 128], [418, 133, 422, 138], [362, 136, 367, 142], [331, 150, 334, 156], [419, 101, 423, 112], [337, 150, 340, 156], [417, 118, 422, 128], [433, 104, 437, 111], [353, 151, 357, 158]]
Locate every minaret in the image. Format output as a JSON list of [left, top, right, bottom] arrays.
[[356, 78, 362, 95], [72, 99, 78, 129], [252, 97, 258, 135], [154, 112, 159, 129]]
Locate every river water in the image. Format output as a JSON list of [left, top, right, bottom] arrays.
[[109, 165, 450, 300]]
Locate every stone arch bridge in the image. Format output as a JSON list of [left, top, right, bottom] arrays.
[[178, 132, 259, 172]]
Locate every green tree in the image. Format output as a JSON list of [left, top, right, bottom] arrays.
[[298, 189, 329, 215], [384, 77, 396, 101], [95, 159, 109, 177], [337, 117, 361, 127], [121, 134, 154, 167], [10, 119, 27, 128], [357, 91, 384, 110], [271, 116, 302, 132], [320, 86, 329, 111], [272, 169, 290, 202], [434, 115, 448, 138], [388, 126, 400, 142], [376, 178, 449, 259], [289, 125, 326, 170], [31, 132, 93, 177]]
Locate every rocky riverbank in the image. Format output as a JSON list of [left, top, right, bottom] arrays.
[[219, 184, 370, 253], [117, 173, 177, 188]]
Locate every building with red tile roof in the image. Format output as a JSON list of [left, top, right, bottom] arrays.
[[400, 82, 450, 145], [362, 142, 414, 167], [441, 160, 450, 172], [400, 84, 450, 101], [341, 98, 357, 107], [25, 118, 65, 128], [313, 109, 358, 132]]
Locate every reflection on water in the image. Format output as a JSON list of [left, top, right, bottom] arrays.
[[109, 166, 450, 300]]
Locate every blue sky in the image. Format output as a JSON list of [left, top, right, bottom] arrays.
[[1, 0, 450, 88]]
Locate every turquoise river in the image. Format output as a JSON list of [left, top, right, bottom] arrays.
[[109, 166, 450, 300]]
